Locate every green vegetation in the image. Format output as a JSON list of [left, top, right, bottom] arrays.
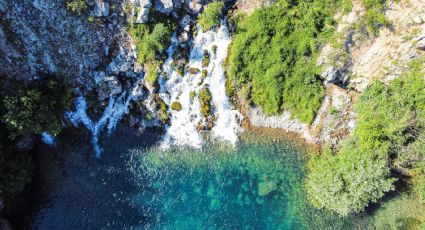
[[198, 1, 225, 31], [129, 16, 174, 85], [202, 50, 210, 67], [227, 0, 345, 124], [199, 86, 212, 117], [201, 70, 208, 79], [2, 77, 73, 139], [153, 94, 169, 123], [306, 59, 425, 216], [66, 0, 88, 14], [360, 0, 389, 35], [171, 101, 182, 111], [0, 75, 73, 203]]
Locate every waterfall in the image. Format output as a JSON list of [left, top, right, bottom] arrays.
[[159, 21, 243, 149], [66, 82, 142, 157]]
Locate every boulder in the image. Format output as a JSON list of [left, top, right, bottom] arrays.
[[94, 0, 110, 17], [417, 34, 425, 50], [156, 0, 174, 14]]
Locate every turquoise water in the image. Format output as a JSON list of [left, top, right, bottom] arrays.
[[128, 137, 307, 229], [30, 129, 372, 229]]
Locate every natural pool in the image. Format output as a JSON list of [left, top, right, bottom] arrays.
[[28, 128, 372, 229]]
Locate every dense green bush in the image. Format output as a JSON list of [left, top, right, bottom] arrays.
[[227, 0, 342, 124], [66, 0, 88, 14], [306, 59, 425, 216], [198, 1, 225, 31], [130, 21, 174, 85], [306, 145, 395, 216], [2, 77, 73, 139]]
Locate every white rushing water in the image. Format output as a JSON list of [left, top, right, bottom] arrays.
[[66, 83, 142, 157], [159, 21, 243, 149], [41, 132, 55, 145]]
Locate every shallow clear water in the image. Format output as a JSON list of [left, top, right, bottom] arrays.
[[30, 128, 372, 230]]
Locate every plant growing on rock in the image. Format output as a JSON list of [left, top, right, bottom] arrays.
[[153, 94, 169, 123], [171, 101, 182, 111], [199, 86, 212, 117], [66, 0, 88, 14], [202, 50, 210, 67], [198, 1, 225, 31]]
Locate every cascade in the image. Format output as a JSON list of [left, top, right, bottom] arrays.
[[159, 21, 243, 149], [66, 82, 142, 157]]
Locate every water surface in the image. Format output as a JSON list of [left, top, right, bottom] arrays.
[[30, 128, 372, 229]]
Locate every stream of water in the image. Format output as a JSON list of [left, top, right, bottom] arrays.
[[159, 21, 242, 149]]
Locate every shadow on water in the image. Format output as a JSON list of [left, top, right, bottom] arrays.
[[24, 126, 163, 230]]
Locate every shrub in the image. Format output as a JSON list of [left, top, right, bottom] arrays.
[[171, 101, 182, 111], [199, 86, 212, 117], [306, 59, 425, 216], [198, 1, 225, 31], [227, 0, 343, 124], [66, 0, 88, 14], [361, 0, 389, 35], [130, 21, 174, 85], [2, 77, 73, 139], [306, 145, 395, 216]]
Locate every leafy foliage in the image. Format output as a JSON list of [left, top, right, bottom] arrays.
[[198, 1, 225, 31], [306, 59, 425, 216], [227, 0, 343, 124], [129, 18, 174, 85], [360, 0, 389, 35], [2, 77, 73, 139], [66, 0, 88, 14], [306, 146, 395, 216]]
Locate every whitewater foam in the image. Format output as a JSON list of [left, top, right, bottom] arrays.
[[159, 21, 242, 149]]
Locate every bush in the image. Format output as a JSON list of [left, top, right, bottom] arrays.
[[198, 1, 225, 31], [2, 77, 73, 139], [199, 86, 212, 117], [227, 0, 343, 124], [130, 21, 173, 85], [66, 0, 88, 14], [306, 145, 395, 216], [306, 59, 425, 216], [171, 101, 182, 111]]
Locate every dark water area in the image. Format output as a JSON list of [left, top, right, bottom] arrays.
[[23, 128, 372, 230]]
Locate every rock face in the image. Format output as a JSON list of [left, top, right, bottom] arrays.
[[0, 0, 127, 85], [156, 0, 174, 14], [94, 0, 110, 17]]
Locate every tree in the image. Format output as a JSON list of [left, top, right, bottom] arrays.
[[306, 145, 396, 216]]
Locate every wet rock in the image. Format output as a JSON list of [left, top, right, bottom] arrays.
[[94, 0, 110, 17], [97, 76, 123, 101], [16, 135, 34, 153], [156, 0, 174, 14]]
